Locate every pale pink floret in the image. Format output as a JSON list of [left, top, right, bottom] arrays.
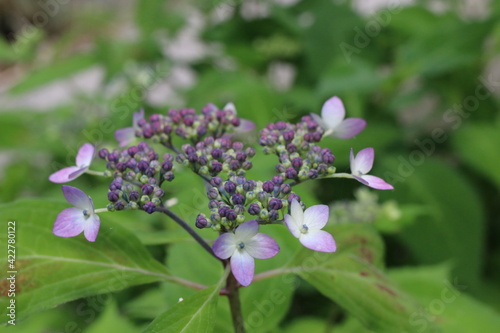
[[350, 148, 394, 190], [115, 109, 145, 147], [53, 185, 100, 242], [212, 220, 279, 286], [284, 200, 336, 253], [49, 143, 95, 183], [311, 96, 366, 139]]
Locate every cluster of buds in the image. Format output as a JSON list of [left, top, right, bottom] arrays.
[[49, 95, 393, 287], [176, 137, 255, 178], [97, 142, 171, 214]]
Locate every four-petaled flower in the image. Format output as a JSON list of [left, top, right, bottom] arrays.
[[311, 96, 366, 139], [49, 143, 94, 183], [350, 147, 393, 190], [115, 109, 145, 147], [53, 185, 101, 242], [212, 220, 279, 286], [284, 200, 336, 253]]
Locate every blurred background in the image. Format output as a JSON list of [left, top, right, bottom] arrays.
[[0, 0, 499, 331]]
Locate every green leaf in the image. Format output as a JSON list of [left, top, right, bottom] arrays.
[[9, 54, 96, 95], [392, 159, 485, 287], [0, 199, 172, 323], [85, 300, 138, 333], [452, 124, 500, 189], [143, 284, 222, 333], [287, 223, 433, 332], [390, 265, 500, 333]]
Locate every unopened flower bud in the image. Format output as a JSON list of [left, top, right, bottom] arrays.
[[196, 214, 209, 229], [143, 201, 156, 214], [248, 203, 261, 215], [224, 181, 237, 193], [268, 198, 283, 210]]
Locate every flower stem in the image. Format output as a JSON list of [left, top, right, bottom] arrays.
[[226, 269, 246, 333], [85, 170, 107, 177], [155, 206, 219, 260]]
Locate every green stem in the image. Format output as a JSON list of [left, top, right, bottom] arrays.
[[226, 268, 246, 333], [155, 206, 219, 260], [85, 170, 107, 177]]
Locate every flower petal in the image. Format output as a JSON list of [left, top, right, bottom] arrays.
[[115, 127, 135, 147], [76, 143, 95, 167], [238, 119, 256, 132], [290, 199, 304, 226], [284, 214, 301, 238], [245, 233, 280, 259], [133, 109, 145, 127], [303, 204, 329, 230], [321, 96, 345, 129], [234, 220, 259, 242], [310, 112, 326, 129], [53, 207, 86, 238], [83, 214, 101, 242], [351, 147, 374, 175], [68, 167, 88, 180], [213, 233, 237, 259], [360, 175, 394, 190], [223, 102, 237, 114], [62, 185, 92, 210], [230, 250, 255, 286], [331, 118, 366, 139], [49, 166, 81, 183], [352, 175, 370, 186], [299, 230, 336, 252]]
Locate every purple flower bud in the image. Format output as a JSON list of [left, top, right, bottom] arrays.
[[164, 171, 175, 181], [126, 158, 136, 169], [109, 180, 122, 191], [210, 176, 223, 187], [98, 148, 109, 159], [187, 153, 198, 163], [143, 128, 154, 138], [138, 160, 149, 172], [313, 131, 322, 142], [129, 190, 140, 202], [285, 167, 298, 179], [312, 145, 322, 153], [163, 125, 172, 134], [204, 136, 215, 145], [196, 214, 208, 229], [291, 158, 302, 170], [276, 121, 287, 130], [125, 170, 136, 181], [286, 144, 297, 153], [162, 160, 173, 172], [268, 198, 283, 210], [275, 164, 286, 173], [257, 191, 268, 202], [322, 153, 335, 164], [211, 148, 223, 159], [145, 167, 156, 177], [287, 193, 301, 204], [317, 164, 328, 174], [219, 206, 230, 217], [243, 180, 256, 191], [108, 191, 120, 202], [210, 213, 221, 222], [211, 161, 223, 173], [242, 161, 252, 170], [272, 175, 284, 185], [224, 181, 237, 193], [232, 142, 244, 150], [280, 183, 292, 194], [245, 147, 256, 157], [283, 130, 295, 141], [309, 169, 319, 179], [208, 200, 219, 209], [127, 146, 138, 157], [269, 209, 279, 221], [116, 162, 127, 172], [107, 152, 120, 162], [207, 188, 219, 199], [231, 193, 245, 205], [248, 203, 261, 215], [198, 155, 208, 165], [143, 201, 156, 214], [235, 152, 247, 162], [180, 108, 195, 117], [142, 184, 154, 195], [226, 209, 237, 221], [115, 200, 126, 211], [197, 125, 207, 136], [229, 160, 241, 171], [183, 116, 194, 126], [263, 180, 274, 193], [231, 117, 241, 127], [154, 188, 164, 197], [304, 133, 314, 142]]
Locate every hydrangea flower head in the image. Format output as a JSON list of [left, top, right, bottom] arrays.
[[350, 147, 394, 190], [115, 109, 145, 147], [53, 185, 101, 242], [49, 143, 94, 183], [284, 199, 336, 252], [212, 220, 279, 286], [311, 96, 366, 139]]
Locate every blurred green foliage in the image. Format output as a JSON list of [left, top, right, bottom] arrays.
[[0, 0, 499, 332]]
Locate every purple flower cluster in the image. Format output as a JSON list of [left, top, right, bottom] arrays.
[[49, 95, 394, 287]]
